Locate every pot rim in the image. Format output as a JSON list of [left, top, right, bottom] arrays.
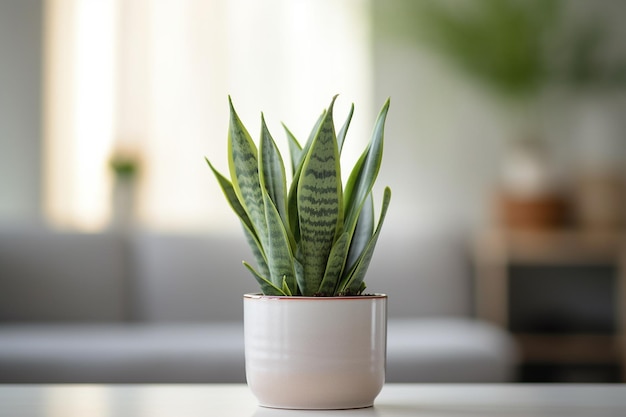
[[244, 293, 387, 300]]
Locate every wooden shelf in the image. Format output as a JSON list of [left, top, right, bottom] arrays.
[[472, 228, 626, 381], [474, 229, 626, 265], [516, 333, 621, 364]]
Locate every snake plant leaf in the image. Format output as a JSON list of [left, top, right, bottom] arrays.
[[284, 110, 326, 180], [317, 231, 350, 296], [282, 123, 304, 243], [243, 261, 286, 296], [263, 187, 297, 293], [297, 96, 343, 295], [208, 156, 271, 281], [293, 252, 305, 297], [343, 98, 390, 237], [259, 113, 289, 233], [345, 191, 374, 274], [336, 103, 354, 153], [241, 222, 270, 282], [286, 110, 327, 240], [228, 97, 268, 251], [302, 110, 327, 161], [288, 110, 328, 194], [341, 187, 391, 295], [205, 158, 258, 242], [281, 276, 293, 296], [282, 123, 303, 176]]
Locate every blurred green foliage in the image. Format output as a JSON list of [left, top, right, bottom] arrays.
[[375, 0, 626, 99], [109, 154, 139, 179]]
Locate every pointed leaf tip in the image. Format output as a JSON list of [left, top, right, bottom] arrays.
[[328, 95, 339, 113]]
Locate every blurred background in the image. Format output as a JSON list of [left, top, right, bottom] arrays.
[[1, 0, 625, 383]]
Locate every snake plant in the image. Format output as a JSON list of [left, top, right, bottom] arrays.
[[206, 96, 391, 296]]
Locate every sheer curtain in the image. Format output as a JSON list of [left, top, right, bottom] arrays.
[[45, 0, 373, 232]]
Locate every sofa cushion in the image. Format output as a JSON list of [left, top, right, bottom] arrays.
[[0, 323, 245, 383], [130, 233, 258, 322], [366, 231, 473, 317], [387, 318, 519, 382], [0, 318, 517, 383], [0, 230, 127, 322]]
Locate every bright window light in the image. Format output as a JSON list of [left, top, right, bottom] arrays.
[[44, 0, 118, 231], [45, 0, 372, 233]]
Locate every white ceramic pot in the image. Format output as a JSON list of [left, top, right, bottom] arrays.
[[244, 293, 387, 410]]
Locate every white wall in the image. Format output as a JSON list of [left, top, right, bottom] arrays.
[[0, 0, 43, 225], [371, 0, 626, 235]]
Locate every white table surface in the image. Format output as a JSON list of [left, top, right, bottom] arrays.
[[1, 383, 625, 417]]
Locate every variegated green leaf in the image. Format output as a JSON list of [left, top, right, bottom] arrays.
[[286, 110, 327, 241], [205, 157, 257, 242], [317, 231, 350, 296], [302, 110, 327, 160], [227, 97, 268, 250], [345, 191, 374, 274], [336, 103, 354, 153], [285, 110, 326, 185], [340, 187, 391, 295], [241, 222, 270, 282], [243, 261, 286, 296], [263, 187, 297, 293], [343, 98, 390, 237], [281, 276, 293, 296], [259, 114, 289, 236], [282, 123, 303, 176], [293, 252, 305, 297], [297, 96, 343, 295], [206, 157, 269, 278]]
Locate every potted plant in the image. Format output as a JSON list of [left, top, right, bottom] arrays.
[[206, 95, 391, 409], [108, 146, 141, 231]]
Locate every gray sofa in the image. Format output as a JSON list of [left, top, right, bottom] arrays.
[[0, 227, 518, 383]]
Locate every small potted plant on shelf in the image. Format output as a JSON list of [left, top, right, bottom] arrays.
[[206, 95, 391, 410]]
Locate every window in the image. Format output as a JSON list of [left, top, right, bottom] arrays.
[[44, 0, 373, 232]]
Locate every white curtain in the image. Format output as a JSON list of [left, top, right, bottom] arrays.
[[45, 0, 373, 232]]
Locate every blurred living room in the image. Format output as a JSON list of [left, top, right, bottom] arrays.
[[1, 0, 625, 385]]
